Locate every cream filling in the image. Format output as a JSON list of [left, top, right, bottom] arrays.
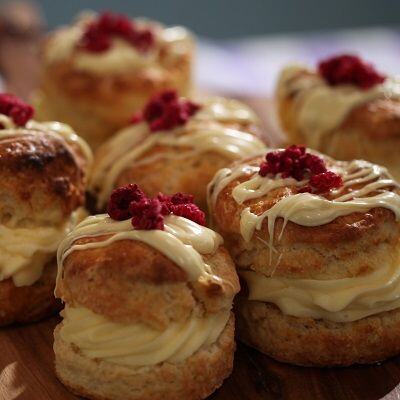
[[90, 98, 264, 209], [277, 65, 400, 148], [0, 208, 86, 287], [240, 258, 400, 323], [0, 115, 93, 167], [44, 16, 191, 75], [60, 305, 230, 367], [57, 214, 223, 290]]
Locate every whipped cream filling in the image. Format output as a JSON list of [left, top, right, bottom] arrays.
[[60, 305, 230, 367], [44, 15, 191, 75], [277, 65, 400, 148], [90, 98, 264, 209], [0, 208, 85, 287], [240, 257, 400, 322], [57, 214, 223, 289], [0, 115, 93, 167]]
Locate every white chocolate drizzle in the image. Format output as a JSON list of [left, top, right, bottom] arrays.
[[90, 98, 264, 209], [59, 305, 230, 367], [277, 64, 400, 148], [57, 214, 223, 290], [208, 156, 400, 261]]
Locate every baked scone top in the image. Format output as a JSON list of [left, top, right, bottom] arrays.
[[43, 11, 192, 76], [90, 90, 265, 209], [57, 185, 239, 330], [277, 54, 400, 147]]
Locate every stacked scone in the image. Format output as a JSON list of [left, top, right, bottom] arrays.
[[54, 184, 239, 400], [209, 144, 400, 366], [276, 54, 400, 180], [89, 89, 266, 211], [36, 11, 194, 148], [0, 93, 91, 326]]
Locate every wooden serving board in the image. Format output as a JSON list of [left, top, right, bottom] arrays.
[[1, 315, 400, 400], [1, 98, 400, 400]]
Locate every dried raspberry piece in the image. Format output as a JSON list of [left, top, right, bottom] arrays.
[[130, 198, 164, 230], [318, 54, 386, 90], [170, 203, 206, 226], [136, 90, 201, 131], [0, 93, 34, 127], [309, 171, 343, 193], [107, 184, 145, 220], [79, 11, 155, 53]]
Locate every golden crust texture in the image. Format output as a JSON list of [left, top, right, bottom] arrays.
[[278, 87, 400, 180], [0, 130, 86, 226], [235, 299, 400, 367], [211, 155, 400, 279], [94, 122, 262, 212], [37, 41, 193, 149], [54, 314, 235, 400], [0, 259, 61, 326], [57, 236, 240, 330]]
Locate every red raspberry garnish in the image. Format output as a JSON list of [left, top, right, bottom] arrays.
[[318, 54, 386, 90], [259, 145, 343, 194], [132, 90, 201, 132], [107, 184, 145, 221], [130, 198, 164, 230], [0, 93, 34, 127], [79, 11, 155, 53], [156, 192, 205, 225]]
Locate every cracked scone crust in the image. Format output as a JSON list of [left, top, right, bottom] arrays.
[[54, 314, 235, 400]]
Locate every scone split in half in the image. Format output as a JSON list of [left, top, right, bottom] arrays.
[[208, 145, 400, 366], [54, 184, 240, 400], [0, 93, 91, 326]]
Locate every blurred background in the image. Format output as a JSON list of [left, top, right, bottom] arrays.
[[0, 0, 399, 98]]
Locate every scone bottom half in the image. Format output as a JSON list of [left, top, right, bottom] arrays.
[[0, 93, 91, 326], [208, 144, 400, 367], [54, 184, 240, 400]]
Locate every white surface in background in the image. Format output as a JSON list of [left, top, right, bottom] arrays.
[[196, 27, 400, 97]]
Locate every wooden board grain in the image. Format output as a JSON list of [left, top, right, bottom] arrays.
[[1, 316, 400, 400]]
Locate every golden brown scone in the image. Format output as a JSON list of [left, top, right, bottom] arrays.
[[54, 190, 239, 400], [0, 95, 90, 326], [36, 11, 193, 149], [276, 56, 400, 180], [208, 145, 400, 366], [89, 93, 266, 212], [0, 259, 60, 326]]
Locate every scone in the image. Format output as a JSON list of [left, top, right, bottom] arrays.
[[208, 144, 400, 366], [54, 184, 240, 400], [0, 93, 91, 326], [276, 54, 400, 180], [36, 10, 193, 149], [89, 90, 266, 212]]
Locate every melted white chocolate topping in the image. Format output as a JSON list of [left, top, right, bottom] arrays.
[[60, 305, 230, 367], [57, 214, 223, 290], [277, 65, 400, 148], [0, 115, 93, 167], [90, 98, 264, 209], [240, 255, 400, 322], [0, 208, 85, 287], [44, 13, 192, 75]]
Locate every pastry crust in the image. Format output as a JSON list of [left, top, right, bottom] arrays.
[[37, 24, 193, 149], [210, 155, 400, 280], [236, 299, 400, 367], [0, 259, 61, 326], [278, 74, 400, 180], [54, 314, 235, 400], [58, 236, 240, 330]]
